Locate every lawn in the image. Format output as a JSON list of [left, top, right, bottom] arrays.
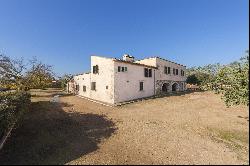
[[0, 89, 248, 165]]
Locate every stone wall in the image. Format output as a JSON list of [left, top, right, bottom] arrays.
[[156, 80, 186, 95]]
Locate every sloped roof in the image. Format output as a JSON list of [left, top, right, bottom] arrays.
[[113, 59, 158, 69], [139, 56, 186, 67]]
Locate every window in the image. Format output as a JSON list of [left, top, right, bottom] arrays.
[[106, 86, 108, 89], [93, 65, 99, 74], [83, 86, 86, 92], [139, 82, 144, 91], [164, 67, 168, 74], [148, 69, 152, 77], [173, 68, 176, 75], [118, 66, 127, 72], [144, 68, 149, 77], [144, 68, 152, 77], [176, 69, 178, 75], [168, 67, 171, 74], [76, 85, 79, 91], [165, 67, 171, 74], [181, 70, 185, 76], [91, 82, 96, 90]]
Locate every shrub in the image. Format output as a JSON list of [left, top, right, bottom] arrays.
[[0, 91, 31, 138]]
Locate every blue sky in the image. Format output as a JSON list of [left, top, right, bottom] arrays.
[[0, 0, 249, 76]]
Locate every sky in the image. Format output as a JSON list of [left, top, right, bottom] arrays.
[[0, 0, 249, 76]]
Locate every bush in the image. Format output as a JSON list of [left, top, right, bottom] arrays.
[[0, 91, 31, 138]]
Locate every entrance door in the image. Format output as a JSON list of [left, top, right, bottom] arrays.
[[162, 83, 169, 93], [172, 83, 178, 92]]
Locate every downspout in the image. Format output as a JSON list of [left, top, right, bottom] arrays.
[[154, 69, 155, 95]]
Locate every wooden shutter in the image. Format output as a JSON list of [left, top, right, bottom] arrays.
[[144, 68, 148, 77], [149, 69, 152, 77], [140, 82, 143, 91], [96, 65, 99, 73], [164, 67, 167, 74], [91, 82, 96, 90]]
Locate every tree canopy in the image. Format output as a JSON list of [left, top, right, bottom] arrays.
[[0, 55, 55, 90], [186, 50, 249, 106]]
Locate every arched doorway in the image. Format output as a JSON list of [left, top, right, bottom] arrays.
[[162, 83, 169, 93], [172, 83, 179, 92]]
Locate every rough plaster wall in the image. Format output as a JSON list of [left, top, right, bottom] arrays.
[[89, 56, 115, 104], [155, 58, 187, 82], [73, 56, 187, 104], [114, 62, 155, 103], [73, 56, 115, 104], [74, 74, 91, 97], [136, 57, 187, 94], [154, 58, 187, 93]]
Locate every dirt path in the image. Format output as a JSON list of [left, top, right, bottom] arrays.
[[0, 90, 248, 165]]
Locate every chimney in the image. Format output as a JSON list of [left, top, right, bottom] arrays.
[[122, 54, 134, 62]]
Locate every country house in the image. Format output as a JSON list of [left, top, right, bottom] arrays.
[[67, 54, 187, 104]]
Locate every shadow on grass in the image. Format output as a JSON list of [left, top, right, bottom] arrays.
[[0, 101, 116, 165]]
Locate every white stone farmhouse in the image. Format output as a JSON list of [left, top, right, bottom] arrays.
[[67, 54, 187, 105]]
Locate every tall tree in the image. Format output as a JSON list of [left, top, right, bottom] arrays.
[[0, 54, 26, 90], [25, 57, 55, 89], [214, 51, 249, 106], [58, 74, 73, 90]]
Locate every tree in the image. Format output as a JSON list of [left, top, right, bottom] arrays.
[[186, 63, 221, 87], [186, 50, 248, 106], [214, 51, 249, 106], [186, 74, 200, 85], [0, 54, 26, 90], [58, 74, 73, 90], [25, 57, 55, 89]]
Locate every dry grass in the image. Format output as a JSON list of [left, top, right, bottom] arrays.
[[0, 89, 248, 165]]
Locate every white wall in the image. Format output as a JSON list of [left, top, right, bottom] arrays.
[[114, 62, 155, 103], [155, 58, 186, 82], [74, 73, 91, 97], [73, 56, 115, 104], [136, 57, 187, 91], [73, 56, 187, 104], [89, 56, 115, 104]]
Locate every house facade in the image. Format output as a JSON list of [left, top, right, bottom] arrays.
[[67, 54, 187, 105]]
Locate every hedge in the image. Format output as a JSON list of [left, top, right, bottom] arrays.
[[0, 91, 31, 138]]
